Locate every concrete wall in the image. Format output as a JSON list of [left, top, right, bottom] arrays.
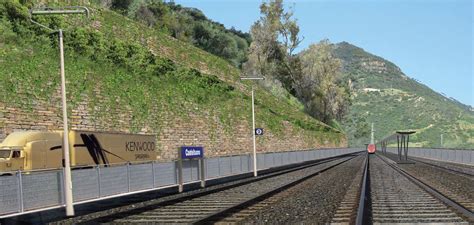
[[385, 148, 473, 165]]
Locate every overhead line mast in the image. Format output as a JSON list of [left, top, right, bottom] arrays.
[[370, 123, 375, 144]]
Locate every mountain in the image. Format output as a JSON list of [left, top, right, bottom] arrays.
[[334, 42, 474, 149]]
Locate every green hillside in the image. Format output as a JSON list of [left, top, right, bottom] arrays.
[[0, 1, 344, 149], [334, 42, 474, 148]]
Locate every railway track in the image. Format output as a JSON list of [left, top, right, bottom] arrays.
[[220, 155, 367, 224], [354, 154, 473, 224], [329, 154, 367, 224], [381, 152, 474, 212], [83, 153, 360, 224], [401, 155, 474, 178]]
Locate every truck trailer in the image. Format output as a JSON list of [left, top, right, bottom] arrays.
[[0, 130, 157, 174]]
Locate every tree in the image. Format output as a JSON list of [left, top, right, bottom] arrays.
[[244, 0, 350, 125], [210, 32, 239, 62], [245, 19, 280, 78], [243, 0, 302, 88], [135, 4, 156, 27], [112, 0, 133, 12], [300, 40, 350, 123]]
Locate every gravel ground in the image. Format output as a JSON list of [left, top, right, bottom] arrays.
[[408, 155, 474, 175], [381, 153, 474, 212], [240, 155, 365, 224]]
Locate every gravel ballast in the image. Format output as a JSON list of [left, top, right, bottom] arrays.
[[240, 155, 365, 224], [20, 155, 355, 224], [369, 155, 466, 224], [95, 156, 355, 224], [408, 155, 474, 175], [382, 153, 474, 212]]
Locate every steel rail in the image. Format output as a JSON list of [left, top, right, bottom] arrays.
[[377, 154, 474, 222], [355, 153, 369, 225], [193, 155, 359, 224]]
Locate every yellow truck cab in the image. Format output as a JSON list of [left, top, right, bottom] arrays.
[[0, 131, 62, 173], [0, 131, 157, 174]]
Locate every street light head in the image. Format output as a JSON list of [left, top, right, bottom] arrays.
[[29, 6, 90, 32], [30, 6, 90, 17]]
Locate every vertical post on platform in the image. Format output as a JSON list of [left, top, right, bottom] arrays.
[[30, 7, 89, 217], [97, 165, 101, 198], [240, 76, 264, 177], [151, 161, 156, 188], [178, 149, 183, 193], [17, 170, 24, 213], [403, 136, 405, 159], [59, 29, 74, 216], [126, 162, 131, 192], [199, 158, 205, 188], [397, 135, 401, 161], [403, 135, 407, 161], [405, 135, 410, 161], [251, 86, 258, 177]]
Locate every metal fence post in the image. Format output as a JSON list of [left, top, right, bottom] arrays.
[[97, 165, 101, 198], [272, 153, 276, 167], [151, 161, 156, 188], [230, 156, 233, 174], [178, 160, 183, 193], [248, 155, 252, 172], [61, 168, 66, 205], [471, 150, 473, 164], [199, 158, 206, 188], [17, 170, 24, 213], [217, 156, 221, 177], [127, 163, 131, 192], [239, 155, 243, 173]]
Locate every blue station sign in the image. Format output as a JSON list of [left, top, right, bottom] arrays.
[[181, 146, 204, 159]]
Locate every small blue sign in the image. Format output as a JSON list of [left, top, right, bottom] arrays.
[[181, 146, 204, 159], [255, 128, 264, 135]]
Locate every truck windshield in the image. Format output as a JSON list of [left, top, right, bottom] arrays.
[[0, 150, 11, 159]]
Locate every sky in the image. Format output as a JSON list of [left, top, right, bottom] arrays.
[[174, 0, 473, 106]]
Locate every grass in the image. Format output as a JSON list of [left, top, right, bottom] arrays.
[[0, 1, 345, 148]]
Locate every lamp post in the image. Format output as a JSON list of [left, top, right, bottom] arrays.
[[240, 77, 264, 177], [30, 6, 89, 217]]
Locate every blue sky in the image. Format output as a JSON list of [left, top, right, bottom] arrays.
[[174, 0, 473, 106]]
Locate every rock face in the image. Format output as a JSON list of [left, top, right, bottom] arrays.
[[333, 42, 402, 75], [360, 59, 399, 74], [333, 42, 474, 148]]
